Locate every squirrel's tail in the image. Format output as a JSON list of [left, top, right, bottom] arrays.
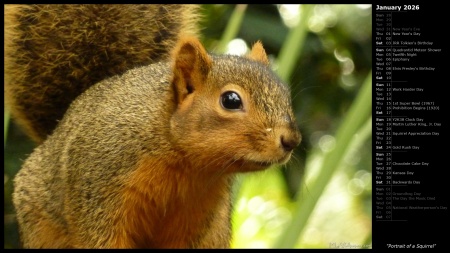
[[5, 4, 199, 143]]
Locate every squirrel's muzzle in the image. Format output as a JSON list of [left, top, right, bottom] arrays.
[[281, 133, 301, 152]]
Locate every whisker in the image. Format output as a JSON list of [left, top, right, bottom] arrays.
[[291, 85, 322, 101]]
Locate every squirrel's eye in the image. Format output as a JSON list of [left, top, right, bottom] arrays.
[[220, 91, 243, 110]]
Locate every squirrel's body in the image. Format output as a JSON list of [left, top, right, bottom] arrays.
[[6, 4, 301, 248], [14, 62, 233, 248]]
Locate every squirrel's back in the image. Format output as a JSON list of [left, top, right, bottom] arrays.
[[4, 4, 199, 142]]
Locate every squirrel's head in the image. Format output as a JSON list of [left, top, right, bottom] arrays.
[[169, 36, 301, 173]]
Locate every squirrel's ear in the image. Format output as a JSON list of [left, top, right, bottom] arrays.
[[171, 36, 212, 104], [246, 41, 270, 66]]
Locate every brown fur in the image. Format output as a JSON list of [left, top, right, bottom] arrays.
[[10, 5, 301, 249], [4, 4, 199, 142], [118, 155, 232, 248], [246, 41, 270, 65]]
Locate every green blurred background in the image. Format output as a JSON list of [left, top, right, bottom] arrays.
[[4, 4, 372, 249]]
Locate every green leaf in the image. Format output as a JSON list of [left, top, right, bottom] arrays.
[[215, 4, 248, 54]]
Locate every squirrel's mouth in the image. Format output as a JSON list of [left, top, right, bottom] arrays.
[[253, 161, 274, 167], [224, 152, 293, 173], [254, 152, 292, 166], [239, 154, 292, 172]]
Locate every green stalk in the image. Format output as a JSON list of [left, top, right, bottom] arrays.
[[276, 4, 314, 82], [216, 4, 248, 54], [274, 71, 372, 248]]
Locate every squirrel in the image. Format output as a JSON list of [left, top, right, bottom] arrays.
[[5, 4, 302, 249]]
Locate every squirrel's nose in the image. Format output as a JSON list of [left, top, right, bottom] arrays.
[[280, 132, 301, 152]]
